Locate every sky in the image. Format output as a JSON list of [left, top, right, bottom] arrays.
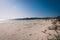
[[0, 0, 60, 20]]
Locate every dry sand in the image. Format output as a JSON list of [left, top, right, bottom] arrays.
[[0, 19, 60, 40]]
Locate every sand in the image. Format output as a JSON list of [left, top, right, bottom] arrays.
[[0, 19, 60, 40]]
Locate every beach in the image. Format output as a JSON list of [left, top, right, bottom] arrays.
[[0, 19, 60, 40]]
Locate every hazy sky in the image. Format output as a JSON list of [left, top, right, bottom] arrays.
[[0, 0, 60, 19]]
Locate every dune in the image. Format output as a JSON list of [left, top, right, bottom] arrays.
[[0, 19, 60, 40]]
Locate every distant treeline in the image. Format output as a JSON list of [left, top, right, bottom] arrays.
[[12, 16, 60, 20]]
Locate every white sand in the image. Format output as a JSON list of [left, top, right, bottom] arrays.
[[0, 19, 60, 40]]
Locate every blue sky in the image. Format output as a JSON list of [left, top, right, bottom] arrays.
[[0, 0, 60, 19]]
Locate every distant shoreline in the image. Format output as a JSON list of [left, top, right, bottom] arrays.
[[11, 16, 60, 20], [0, 16, 60, 21]]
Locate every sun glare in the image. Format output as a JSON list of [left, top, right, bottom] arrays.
[[0, 19, 7, 21]]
